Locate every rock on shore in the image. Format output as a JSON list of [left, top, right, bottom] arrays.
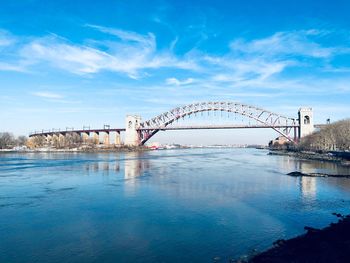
[[249, 214, 350, 263], [287, 171, 350, 178]]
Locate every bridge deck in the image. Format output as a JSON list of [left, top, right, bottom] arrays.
[[142, 124, 300, 130], [29, 124, 300, 137], [29, 128, 125, 137]]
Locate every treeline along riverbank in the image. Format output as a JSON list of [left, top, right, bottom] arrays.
[[269, 119, 350, 166], [298, 119, 350, 152]]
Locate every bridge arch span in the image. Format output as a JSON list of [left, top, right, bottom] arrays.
[[139, 101, 298, 145]]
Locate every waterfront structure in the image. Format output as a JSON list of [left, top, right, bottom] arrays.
[[29, 101, 319, 147], [124, 115, 142, 146], [298, 107, 315, 137]]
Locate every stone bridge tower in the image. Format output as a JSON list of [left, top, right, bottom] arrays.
[[298, 107, 314, 138], [124, 115, 141, 146]]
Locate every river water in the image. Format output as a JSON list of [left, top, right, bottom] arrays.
[[1, 148, 350, 262]]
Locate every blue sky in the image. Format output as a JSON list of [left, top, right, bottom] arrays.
[[1, 0, 350, 144]]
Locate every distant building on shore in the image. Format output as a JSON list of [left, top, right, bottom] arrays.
[[269, 136, 290, 148]]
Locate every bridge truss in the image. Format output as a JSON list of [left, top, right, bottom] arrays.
[[139, 102, 299, 145]]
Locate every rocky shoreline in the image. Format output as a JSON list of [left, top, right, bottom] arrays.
[[243, 150, 350, 262], [248, 213, 350, 263], [269, 150, 350, 166]]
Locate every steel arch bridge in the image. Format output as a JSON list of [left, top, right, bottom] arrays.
[[30, 101, 309, 147], [138, 101, 299, 145]]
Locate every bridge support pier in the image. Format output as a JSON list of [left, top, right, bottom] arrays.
[[103, 132, 110, 146], [51, 134, 58, 148], [58, 133, 66, 148], [115, 131, 121, 145], [81, 132, 90, 144], [125, 115, 141, 146], [293, 127, 298, 142], [45, 134, 52, 145], [92, 132, 99, 145]]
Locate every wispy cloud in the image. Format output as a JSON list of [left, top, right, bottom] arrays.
[[32, 91, 81, 104], [230, 30, 337, 58], [166, 77, 194, 86], [0, 62, 27, 72], [86, 24, 155, 44], [0, 29, 15, 47], [21, 37, 114, 75], [17, 25, 198, 78], [0, 30, 28, 72], [177, 29, 350, 94], [32, 91, 63, 99], [1, 26, 350, 93]]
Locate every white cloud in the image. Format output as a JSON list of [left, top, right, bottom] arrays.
[[32, 91, 63, 99], [166, 77, 194, 86], [0, 26, 349, 92], [230, 30, 337, 58], [206, 56, 291, 83], [190, 29, 350, 91], [21, 39, 113, 75], [0, 62, 27, 72], [17, 27, 198, 77], [0, 30, 27, 72], [0, 30, 15, 47], [86, 24, 155, 45]]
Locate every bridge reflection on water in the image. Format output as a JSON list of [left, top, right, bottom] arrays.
[[80, 150, 350, 201], [2, 149, 350, 263], [275, 155, 350, 199]]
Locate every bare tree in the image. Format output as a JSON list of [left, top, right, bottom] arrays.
[[298, 119, 350, 151], [64, 132, 82, 148], [31, 135, 46, 148], [16, 136, 28, 146], [0, 132, 15, 149]]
